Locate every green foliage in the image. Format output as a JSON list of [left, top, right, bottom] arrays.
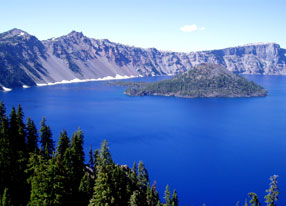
[[1, 188, 11, 206], [40, 117, 54, 158], [171, 190, 179, 206], [70, 128, 85, 204], [129, 190, 140, 206], [56, 130, 70, 159], [265, 175, 279, 206], [79, 172, 94, 206], [122, 64, 267, 98], [164, 185, 171, 206], [138, 160, 149, 189], [26, 117, 38, 154], [248, 192, 261, 206]]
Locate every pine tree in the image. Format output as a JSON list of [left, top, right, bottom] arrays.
[[51, 155, 72, 206], [98, 139, 113, 166], [16, 105, 26, 152], [8, 105, 29, 205], [93, 148, 100, 175], [164, 185, 171, 206], [130, 161, 138, 186], [265, 175, 279, 206], [89, 140, 115, 206], [171, 189, 178, 206], [248, 192, 260, 206], [40, 117, 54, 158], [79, 172, 94, 206], [28, 153, 51, 206], [26, 117, 38, 154], [8, 106, 18, 151], [89, 145, 94, 168], [89, 163, 115, 206], [28, 152, 72, 206], [0, 103, 11, 195], [70, 128, 85, 205], [129, 190, 140, 206], [138, 161, 149, 189], [151, 181, 160, 206], [56, 130, 70, 158], [1, 188, 11, 206]]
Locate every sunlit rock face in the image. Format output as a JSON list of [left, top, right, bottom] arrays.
[[1, 28, 286, 90]]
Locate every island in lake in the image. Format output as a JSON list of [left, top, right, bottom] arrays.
[[115, 63, 267, 98]]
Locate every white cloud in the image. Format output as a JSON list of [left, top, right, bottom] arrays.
[[180, 24, 205, 32]]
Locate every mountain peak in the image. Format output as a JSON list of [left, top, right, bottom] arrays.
[[0, 28, 32, 42], [7, 28, 29, 36], [67, 30, 84, 38]]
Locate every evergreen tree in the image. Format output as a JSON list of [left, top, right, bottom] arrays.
[[93, 148, 100, 175], [130, 161, 138, 186], [51, 155, 72, 206], [89, 163, 115, 206], [151, 181, 160, 206], [0, 103, 11, 195], [16, 105, 26, 152], [28, 153, 71, 206], [79, 172, 94, 206], [26, 117, 38, 154], [70, 128, 85, 205], [89, 140, 115, 206], [8, 105, 29, 205], [1, 188, 11, 206], [248, 192, 260, 206], [146, 183, 152, 205], [56, 130, 70, 158], [8, 106, 18, 151], [89, 145, 94, 168], [28, 153, 51, 206], [40, 117, 54, 158], [138, 161, 149, 189], [129, 190, 140, 206], [265, 175, 279, 206], [164, 185, 171, 206], [171, 189, 178, 206], [98, 139, 113, 166]]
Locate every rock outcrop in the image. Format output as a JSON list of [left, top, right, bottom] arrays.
[[0, 28, 285, 89]]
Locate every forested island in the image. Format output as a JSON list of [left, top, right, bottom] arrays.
[[0, 102, 279, 206], [116, 64, 267, 98]]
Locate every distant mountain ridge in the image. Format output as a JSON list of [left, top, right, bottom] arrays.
[[0, 28, 286, 90]]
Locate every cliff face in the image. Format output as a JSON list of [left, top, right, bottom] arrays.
[[1, 28, 286, 89]]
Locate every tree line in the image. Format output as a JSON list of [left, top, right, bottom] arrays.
[[0, 101, 280, 206], [0, 102, 178, 206]]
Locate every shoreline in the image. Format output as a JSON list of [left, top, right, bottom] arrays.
[[36, 74, 139, 86], [1, 74, 140, 92]]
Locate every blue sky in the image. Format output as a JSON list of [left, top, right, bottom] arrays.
[[0, 0, 285, 52]]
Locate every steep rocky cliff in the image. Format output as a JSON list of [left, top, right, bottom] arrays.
[[0, 28, 286, 90]]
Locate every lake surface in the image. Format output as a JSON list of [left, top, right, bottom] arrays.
[[1, 75, 286, 206]]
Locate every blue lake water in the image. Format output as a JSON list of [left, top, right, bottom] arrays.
[[1, 75, 286, 206]]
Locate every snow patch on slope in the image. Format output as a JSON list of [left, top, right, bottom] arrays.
[[36, 75, 137, 87], [2, 87, 12, 92]]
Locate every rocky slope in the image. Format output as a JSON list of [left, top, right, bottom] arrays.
[[122, 64, 267, 98], [0, 28, 286, 90]]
